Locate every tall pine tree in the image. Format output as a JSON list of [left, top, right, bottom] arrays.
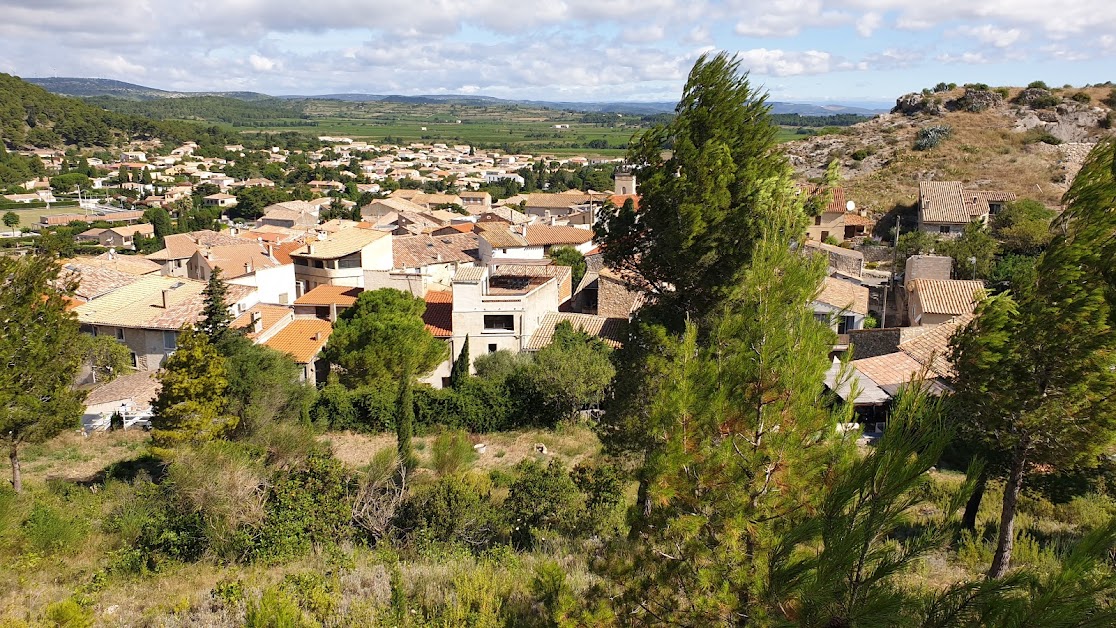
[[151, 326, 236, 455], [199, 268, 234, 344], [449, 335, 470, 388]]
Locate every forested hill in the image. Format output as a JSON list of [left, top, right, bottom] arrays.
[[84, 95, 311, 126], [0, 73, 250, 150]]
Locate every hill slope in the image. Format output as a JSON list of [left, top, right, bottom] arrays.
[[784, 85, 1116, 214]]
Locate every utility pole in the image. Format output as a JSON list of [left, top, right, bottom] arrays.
[[881, 216, 900, 328]]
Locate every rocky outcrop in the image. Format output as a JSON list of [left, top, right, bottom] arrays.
[[892, 93, 945, 116], [950, 89, 1002, 113], [1014, 88, 1056, 107]]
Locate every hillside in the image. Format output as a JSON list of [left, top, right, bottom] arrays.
[[784, 84, 1116, 215], [27, 76, 885, 116]]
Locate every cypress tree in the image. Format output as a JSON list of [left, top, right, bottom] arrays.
[[449, 335, 470, 388], [199, 268, 233, 344]]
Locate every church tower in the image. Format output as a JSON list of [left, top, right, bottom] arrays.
[[613, 168, 636, 195]]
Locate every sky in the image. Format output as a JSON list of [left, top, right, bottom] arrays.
[[1, 0, 1114, 105]]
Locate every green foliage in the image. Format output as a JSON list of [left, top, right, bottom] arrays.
[[914, 125, 952, 150], [250, 452, 355, 562], [1022, 128, 1063, 145], [2, 211, 18, 231], [219, 334, 315, 438], [472, 349, 531, 383], [49, 172, 91, 192], [431, 429, 478, 476], [150, 326, 236, 453], [598, 51, 799, 321], [546, 246, 587, 289], [323, 288, 447, 387], [199, 268, 233, 344], [232, 186, 289, 220], [1027, 80, 1050, 90], [505, 460, 583, 549], [395, 372, 416, 470], [0, 254, 86, 491], [449, 334, 470, 389], [991, 198, 1055, 255], [245, 586, 312, 628], [519, 321, 615, 425], [938, 222, 998, 279], [395, 474, 495, 547], [81, 333, 132, 383], [21, 502, 86, 554], [1071, 91, 1092, 103], [42, 598, 93, 628]]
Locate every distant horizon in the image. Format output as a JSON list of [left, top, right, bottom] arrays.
[[20, 75, 896, 110]]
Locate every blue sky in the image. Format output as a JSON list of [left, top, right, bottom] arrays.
[[1, 0, 1113, 105]]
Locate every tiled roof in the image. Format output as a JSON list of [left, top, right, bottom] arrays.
[[270, 241, 304, 265], [844, 213, 874, 227], [970, 190, 1018, 203], [803, 239, 865, 260], [85, 253, 162, 275], [608, 194, 640, 208], [147, 230, 244, 262], [814, 277, 870, 315], [393, 233, 479, 268], [231, 304, 294, 339], [824, 358, 891, 405], [919, 181, 971, 224], [454, 266, 486, 283], [522, 193, 591, 208], [476, 224, 529, 248], [422, 290, 452, 338], [61, 262, 143, 301], [364, 197, 428, 215], [294, 285, 363, 307], [265, 200, 318, 214], [73, 275, 254, 330], [523, 225, 594, 247], [84, 371, 160, 409], [909, 279, 984, 316], [851, 352, 928, 389], [899, 314, 974, 378], [199, 242, 283, 279], [292, 227, 388, 259], [264, 318, 332, 364], [525, 313, 627, 350]]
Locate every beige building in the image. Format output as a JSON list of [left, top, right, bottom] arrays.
[[917, 181, 1017, 237], [289, 227, 392, 291], [147, 230, 247, 277], [76, 224, 155, 250], [449, 264, 571, 371]]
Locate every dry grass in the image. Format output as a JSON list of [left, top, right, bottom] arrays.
[[18, 429, 149, 486], [324, 425, 601, 473]]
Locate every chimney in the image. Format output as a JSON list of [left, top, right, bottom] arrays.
[[313, 331, 322, 341], [307, 243, 315, 255], [329, 302, 338, 322], [161, 289, 170, 308], [251, 311, 263, 334], [244, 261, 252, 275], [266, 243, 274, 258]]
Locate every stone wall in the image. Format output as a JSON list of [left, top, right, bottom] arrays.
[[847, 328, 902, 360]]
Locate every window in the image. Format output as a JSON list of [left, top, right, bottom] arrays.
[[837, 315, 857, 335], [488, 343, 498, 353], [483, 315, 515, 331], [163, 330, 177, 350], [115, 327, 125, 341], [939, 225, 951, 234], [814, 313, 830, 326], [130, 353, 139, 368], [814, 215, 822, 226]]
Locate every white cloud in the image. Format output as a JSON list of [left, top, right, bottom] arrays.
[[248, 54, 280, 72], [956, 25, 1024, 48], [856, 11, 882, 37], [736, 48, 836, 76]]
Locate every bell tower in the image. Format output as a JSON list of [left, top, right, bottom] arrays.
[[613, 168, 636, 195]]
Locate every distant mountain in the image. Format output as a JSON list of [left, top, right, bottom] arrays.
[[27, 77, 885, 116], [25, 77, 273, 101]]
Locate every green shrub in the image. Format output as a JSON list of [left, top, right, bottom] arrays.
[[22, 503, 85, 554], [994, 87, 1011, 98], [914, 125, 952, 151], [245, 587, 310, 628], [250, 451, 355, 562], [1071, 91, 1092, 103], [42, 598, 93, 628], [505, 461, 584, 549], [1027, 80, 1049, 90], [1021, 128, 1062, 145], [106, 481, 208, 571], [963, 83, 990, 91], [1054, 494, 1116, 529], [1105, 88, 1116, 108], [1101, 111, 1116, 130], [431, 429, 478, 476], [395, 475, 495, 548], [851, 147, 872, 160], [281, 572, 338, 624]]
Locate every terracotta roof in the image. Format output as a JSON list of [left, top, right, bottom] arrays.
[[231, 304, 294, 339], [291, 228, 388, 259], [294, 285, 363, 307], [62, 262, 142, 301], [422, 290, 452, 338], [197, 242, 283, 279], [73, 275, 255, 330], [919, 181, 971, 224], [84, 253, 162, 275], [476, 224, 529, 248], [147, 230, 244, 262], [84, 371, 159, 409], [909, 279, 984, 317], [526, 313, 627, 350], [264, 318, 332, 364], [851, 352, 952, 397], [270, 241, 303, 265], [393, 233, 479, 268], [844, 213, 874, 227], [522, 193, 590, 208], [899, 314, 974, 378], [364, 197, 428, 215], [454, 266, 486, 283], [608, 194, 640, 209], [815, 277, 870, 315], [523, 225, 594, 247]]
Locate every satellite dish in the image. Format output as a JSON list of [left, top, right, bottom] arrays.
[[846, 200, 856, 212]]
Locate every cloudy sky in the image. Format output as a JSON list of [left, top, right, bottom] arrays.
[[2, 0, 1114, 105]]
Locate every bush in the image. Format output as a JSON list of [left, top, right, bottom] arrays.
[[42, 598, 93, 628], [22, 503, 85, 555], [851, 148, 872, 160], [914, 125, 952, 151], [963, 83, 991, 90], [1021, 129, 1062, 145], [1105, 88, 1116, 108], [1071, 91, 1092, 103], [1027, 80, 1049, 90], [1101, 111, 1116, 130], [395, 475, 495, 548], [431, 429, 478, 476], [245, 587, 310, 628], [504, 461, 584, 549]]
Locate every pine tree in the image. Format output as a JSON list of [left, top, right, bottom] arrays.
[[199, 268, 234, 344], [0, 255, 87, 492], [150, 326, 236, 454], [449, 335, 470, 388], [949, 139, 1116, 579]]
